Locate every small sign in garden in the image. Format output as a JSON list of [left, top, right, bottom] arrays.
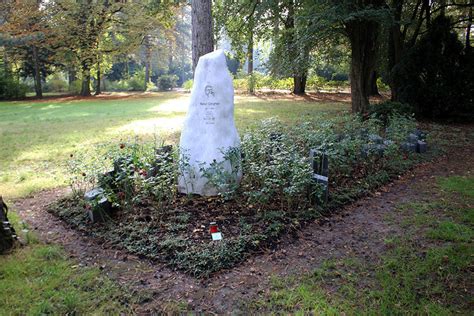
[[178, 50, 242, 196]]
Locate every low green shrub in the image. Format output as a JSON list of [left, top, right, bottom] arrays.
[[368, 101, 414, 125], [44, 74, 68, 92], [183, 79, 193, 91], [68, 80, 82, 95], [127, 69, 146, 91], [157, 74, 178, 91], [0, 75, 27, 99]]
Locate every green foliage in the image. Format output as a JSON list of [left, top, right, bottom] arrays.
[[67, 138, 177, 209], [385, 113, 417, 143], [157, 74, 178, 91], [232, 74, 348, 92], [127, 69, 146, 91], [393, 16, 474, 121], [367, 101, 414, 125], [68, 80, 82, 94], [0, 75, 27, 100], [106, 70, 147, 92], [182, 79, 193, 90], [44, 73, 69, 93], [240, 119, 315, 210], [199, 147, 242, 200]]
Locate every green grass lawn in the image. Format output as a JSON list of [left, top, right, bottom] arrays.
[[0, 92, 348, 198]]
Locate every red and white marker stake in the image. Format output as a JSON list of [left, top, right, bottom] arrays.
[[209, 222, 222, 241]]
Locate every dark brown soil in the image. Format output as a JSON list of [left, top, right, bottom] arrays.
[[13, 125, 474, 314]]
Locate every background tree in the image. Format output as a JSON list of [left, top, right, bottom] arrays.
[[192, 0, 214, 74], [0, 0, 53, 98]]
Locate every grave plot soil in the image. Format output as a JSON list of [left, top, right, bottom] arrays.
[[13, 124, 473, 313], [46, 192, 304, 278]]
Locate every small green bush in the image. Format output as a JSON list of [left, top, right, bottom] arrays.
[[0, 76, 27, 99], [146, 81, 158, 91], [105, 79, 129, 92], [127, 69, 146, 91], [368, 101, 414, 125], [233, 78, 248, 91], [44, 74, 68, 92], [68, 80, 82, 95], [157, 74, 178, 91], [183, 79, 193, 90]]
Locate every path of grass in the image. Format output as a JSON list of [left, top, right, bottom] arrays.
[[0, 92, 347, 198], [252, 176, 473, 314]]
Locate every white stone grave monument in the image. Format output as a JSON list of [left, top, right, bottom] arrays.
[[178, 49, 241, 196]]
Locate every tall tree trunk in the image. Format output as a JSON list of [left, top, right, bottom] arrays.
[[293, 75, 307, 95], [467, 1, 472, 49], [247, 30, 254, 94], [369, 70, 380, 96], [81, 62, 91, 97], [423, 0, 431, 27], [125, 58, 129, 79], [32, 46, 43, 99], [95, 60, 101, 95], [346, 2, 382, 113], [191, 0, 214, 74], [144, 35, 151, 90], [68, 69, 76, 88], [293, 44, 310, 95], [389, 0, 404, 101]]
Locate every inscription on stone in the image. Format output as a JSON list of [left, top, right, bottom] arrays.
[[200, 101, 219, 125]]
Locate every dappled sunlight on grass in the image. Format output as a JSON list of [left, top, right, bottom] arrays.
[[147, 95, 189, 113], [113, 116, 186, 135]]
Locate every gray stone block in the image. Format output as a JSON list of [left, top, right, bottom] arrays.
[[407, 133, 419, 144], [414, 129, 426, 140], [309, 149, 329, 177], [401, 142, 417, 152], [369, 134, 383, 144], [375, 144, 386, 156], [88, 208, 106, 223], [383, 139, 394, 146], [88, 197, 112, 223], [416, 140, 427, 153], [84, 187, 104, 201], [361, 144, 386, 157], [312, 174, 328, 204]]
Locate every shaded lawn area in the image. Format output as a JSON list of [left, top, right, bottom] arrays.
[[0, 92, 348, 198]]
